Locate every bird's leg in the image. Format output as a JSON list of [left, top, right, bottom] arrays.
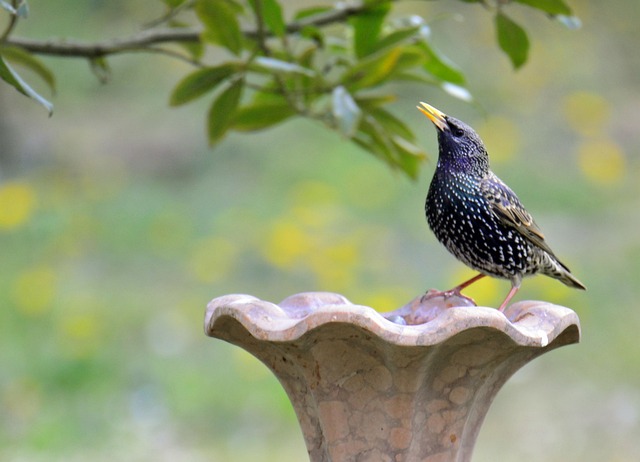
[[498, 281, 521, 312], [449, 273, 486, 294], [422, 273, 486, 304]]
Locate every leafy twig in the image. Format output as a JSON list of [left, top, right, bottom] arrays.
[[3, 1, 391, 60], [0, 0, 20, 41]]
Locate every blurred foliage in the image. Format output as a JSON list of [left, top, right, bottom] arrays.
[[0, 0, 578, 177], [0, 0, 639, 462]]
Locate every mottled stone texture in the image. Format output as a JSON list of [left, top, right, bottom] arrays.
[[205, 292, 580, 462]]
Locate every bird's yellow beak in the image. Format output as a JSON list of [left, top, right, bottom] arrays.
[[417, 102, 448, 131]]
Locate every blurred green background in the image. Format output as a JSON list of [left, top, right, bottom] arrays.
[[1, 1, 639, 461]]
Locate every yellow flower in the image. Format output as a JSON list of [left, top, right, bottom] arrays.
[[12, 267, 57, 316], [359, 288, 408, 312], [577, 138, 625, 185], [58, 314, 100, 358], [263, 221, 311, 269], [0, 181, 37, 230], [563, 92, 611, 137]]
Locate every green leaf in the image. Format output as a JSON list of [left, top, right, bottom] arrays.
[[353, 118, 392, 164], [345, 45, 433, 91], [252, 56, 315, 77], [344, 47, 402, 90], [353, 110, 427, 178], [332, 86, 361, 137], [370, 26, 421, 55], [389, 136, 426, 180], [169, 20, 206, 60], [355, 94, 397, 109], [296, 44, 317, 68], [89, 57, 111, 84], [389, 71, 438, 85], [354, 115, 420, 177], [293, 6, 332, 21], [232, 101, 296, 131], [417, 41, 466, 85], [262, 0, 286, 37], [299, 25, 324, 47], [0, 55, 53, 115], [495, 12, 529, 69], [349, 3, 390, 58], [207, 78, 244, 144], [351, 135, 388, 166], [177, 41, 205, 61], [0, 46, 55, 93], [162, 0, 187, 7], [196, 0, 243, 55], [393, 45, 424, 67], [326, 35, 349, 53], [369, 106, 415, 141], [170, 63, 238, 106], [513, 0, 571, 15]]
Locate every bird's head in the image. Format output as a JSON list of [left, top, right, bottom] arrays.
[[417, 102, 488, 173]]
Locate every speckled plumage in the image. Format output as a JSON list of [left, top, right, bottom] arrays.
[[418, 102, 585, 310]]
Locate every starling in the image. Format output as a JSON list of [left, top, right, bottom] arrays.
[[417, 102, 586, 311]]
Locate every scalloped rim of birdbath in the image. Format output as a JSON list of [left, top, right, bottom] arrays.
[[205, 292, 580, 348]]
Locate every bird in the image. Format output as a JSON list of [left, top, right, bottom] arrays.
[[417, 102, 586, 311]]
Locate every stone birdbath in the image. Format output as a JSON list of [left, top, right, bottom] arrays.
[[204, 291, 580, 462]]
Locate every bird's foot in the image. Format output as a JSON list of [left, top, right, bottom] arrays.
[[387, 290, 476, 325], [420, 288, 477, 307]]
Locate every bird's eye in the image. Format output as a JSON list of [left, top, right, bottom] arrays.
[[451, 125, 464, 137]]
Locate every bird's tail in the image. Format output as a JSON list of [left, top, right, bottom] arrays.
[[557, 269, 587, 290], [550, 258, 586, 291]]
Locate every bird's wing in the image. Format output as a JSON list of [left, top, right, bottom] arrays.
[[481, 173, 558, 258]]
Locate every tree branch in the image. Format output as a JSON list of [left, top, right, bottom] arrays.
[[3, 28, 201, 58], [2, 2, 382, 59]]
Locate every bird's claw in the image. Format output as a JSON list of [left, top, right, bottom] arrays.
[[420, 288, 477, 306]]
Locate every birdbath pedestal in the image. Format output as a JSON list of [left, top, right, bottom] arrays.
[[204, 292, 580, 462]]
